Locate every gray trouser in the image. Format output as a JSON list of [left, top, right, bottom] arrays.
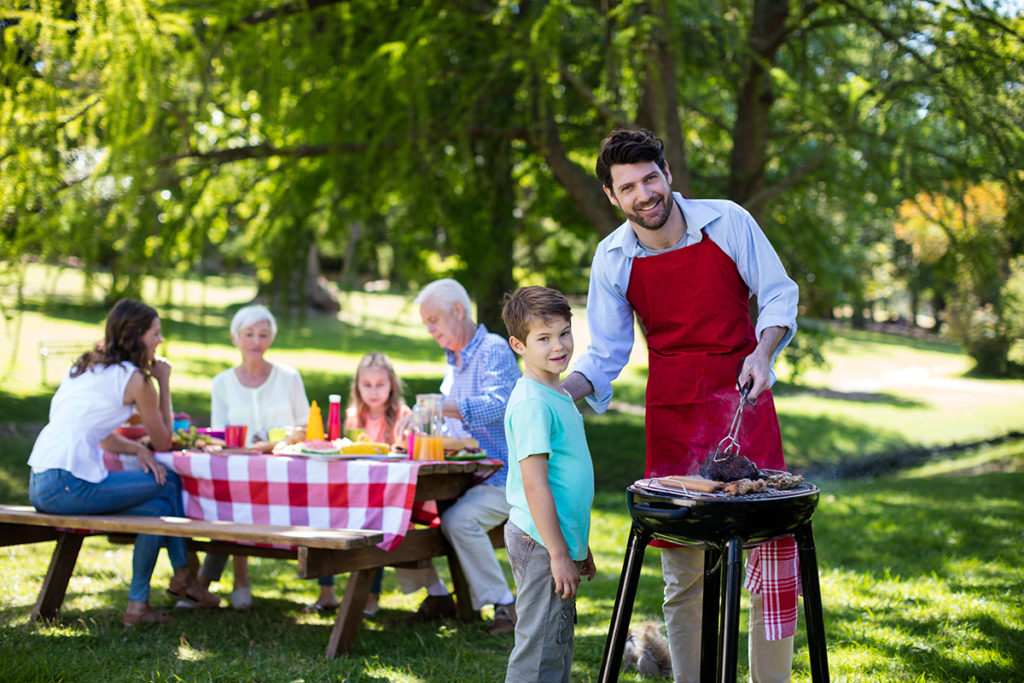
[[199, 552, 230, 581], [661, 546, 794, 683], [395, 482, 512, 604], [505, 522, 575, 683], [439, 483, 512, 609]]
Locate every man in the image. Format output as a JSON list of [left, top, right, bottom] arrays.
[[562, 129, 799, 683], [403, 278, 521, 636]]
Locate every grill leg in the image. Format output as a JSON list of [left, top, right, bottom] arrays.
[[794, 523, 830, 683], [718, 536, 743, 683], [598, 523, 651, 683], [700, 547, 721, 683]]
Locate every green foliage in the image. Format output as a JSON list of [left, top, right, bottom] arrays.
[[2, 1, 1022, 339]]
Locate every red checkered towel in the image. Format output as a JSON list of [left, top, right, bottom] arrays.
[[744, 535, 800, 640]]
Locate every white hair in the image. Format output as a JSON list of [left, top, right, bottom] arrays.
[[230, 304, 277, 340], [414, 278, 472, 315]]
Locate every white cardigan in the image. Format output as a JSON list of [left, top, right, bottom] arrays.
[[210, 362, 310, 444]]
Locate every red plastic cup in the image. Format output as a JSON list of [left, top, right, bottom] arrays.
[[225, 425, 248, 448]]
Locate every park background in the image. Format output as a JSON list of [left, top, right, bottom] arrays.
[[2, 2, 1023, 682]]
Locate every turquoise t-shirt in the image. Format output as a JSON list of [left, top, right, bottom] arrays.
[[503, 377, 594, 561]]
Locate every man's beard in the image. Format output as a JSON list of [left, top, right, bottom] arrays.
[[625, 194, 673, 230]]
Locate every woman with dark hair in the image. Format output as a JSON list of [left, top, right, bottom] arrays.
[[27, 299, 219, 626]]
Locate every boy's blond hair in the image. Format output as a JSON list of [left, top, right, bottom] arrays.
[[501, 286, 572, 344]]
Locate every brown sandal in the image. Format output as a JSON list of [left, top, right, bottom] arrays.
[[302, 601, 339, 614], [166, 576, 190, 600], [123, 608, 176, 628], [167, 576, 220, 607]]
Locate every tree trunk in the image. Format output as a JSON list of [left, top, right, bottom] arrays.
[[729, 0, 790, 223], [636, 0, 690, 195], [530, 94, 623, 237], [466, 135, 516, 334], [336, 220, 363, 293]]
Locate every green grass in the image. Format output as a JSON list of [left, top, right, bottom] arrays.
[[2, 265, 1024, 681], [1, 449, 1022, 682]]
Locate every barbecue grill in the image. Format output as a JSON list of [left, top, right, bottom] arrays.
[[598, 473, 829, 683]]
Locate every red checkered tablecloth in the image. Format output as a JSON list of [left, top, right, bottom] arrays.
[[104, 451, 426, 551]]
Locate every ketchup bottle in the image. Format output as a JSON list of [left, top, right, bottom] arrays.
[[327, 394, 342, 441]]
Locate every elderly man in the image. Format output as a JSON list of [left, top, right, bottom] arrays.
[[402, 278, 521, 636]]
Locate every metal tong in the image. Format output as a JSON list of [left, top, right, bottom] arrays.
[[712, 366, 757, 461]]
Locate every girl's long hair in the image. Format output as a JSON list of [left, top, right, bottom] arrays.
[[348, 352, 404, 443], [71, 299, 158, 379]]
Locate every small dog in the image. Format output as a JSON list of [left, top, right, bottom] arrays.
[[621, 620, 673, 678]]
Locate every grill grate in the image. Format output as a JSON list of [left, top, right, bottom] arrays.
[[631, 477, 817, 503]]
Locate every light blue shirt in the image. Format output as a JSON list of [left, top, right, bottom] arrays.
[[571, 193, 799, 414], [504, 378, 594, 561], [440, 324, 520, 488]]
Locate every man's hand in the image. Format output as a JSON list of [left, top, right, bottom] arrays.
[[737, 353, 771, 401], [550, 552, 581, 599], [738, 326, 787, 401], [561, 372, 594, 402], [136, 444, 167, 486]]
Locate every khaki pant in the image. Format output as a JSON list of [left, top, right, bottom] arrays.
[[661, 546, 793, 683]]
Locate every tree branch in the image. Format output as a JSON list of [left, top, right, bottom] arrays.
[[236, 0, 349, 27], [558, 63, 636, 130], [154, 140, 370, 166]]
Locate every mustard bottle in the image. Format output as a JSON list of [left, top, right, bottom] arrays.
[[306, 400, 325, 441]]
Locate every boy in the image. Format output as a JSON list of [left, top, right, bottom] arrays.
[[501, 286, 596, 683]]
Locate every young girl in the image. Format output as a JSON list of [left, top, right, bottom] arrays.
[[305, 352, 411, 614], [345, 352, 411, 446]]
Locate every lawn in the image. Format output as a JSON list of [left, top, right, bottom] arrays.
[[1, 265, 1023, 682]]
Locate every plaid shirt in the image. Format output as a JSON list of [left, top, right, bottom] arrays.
[[441, 324, 520, 488]]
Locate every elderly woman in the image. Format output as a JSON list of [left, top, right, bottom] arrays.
[[190, 304, 310, 611], [396, 279, 521, 635], [27, 298, 218, 626]]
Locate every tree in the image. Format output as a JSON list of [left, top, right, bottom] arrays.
[[2, 0, 1022, 360], [896, 181, 1024, 373]]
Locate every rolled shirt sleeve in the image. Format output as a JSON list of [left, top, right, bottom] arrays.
[[443, 324, 521, 488], [457, 341, 520, 432], [570, 233, 637, 414]]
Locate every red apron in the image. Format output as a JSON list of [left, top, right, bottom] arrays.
[[626, 231, 785, 479]]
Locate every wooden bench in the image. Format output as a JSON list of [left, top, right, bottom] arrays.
[[1, 478, 506, 658], [0, 504, 383, 626], [37, 340, 93, 385]]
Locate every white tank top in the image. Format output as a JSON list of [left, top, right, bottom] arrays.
[[28, 361, 138, 483]]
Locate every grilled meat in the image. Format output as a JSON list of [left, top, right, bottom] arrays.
[[764, 471, 804, 489], [722, 478, 767, 496], [699, 452, 760, 482]]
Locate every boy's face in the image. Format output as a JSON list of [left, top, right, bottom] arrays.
[[510, 315, 574, 383]]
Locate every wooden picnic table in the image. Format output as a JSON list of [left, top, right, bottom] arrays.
[[9, 451, 503, 658]]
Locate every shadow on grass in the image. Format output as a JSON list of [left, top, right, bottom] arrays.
[[18, 298, 441, 363], [772, 382, 923, 407], [810, 467, 1024, 681]]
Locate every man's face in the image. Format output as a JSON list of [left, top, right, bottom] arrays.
[[604, 161, 674, 231], [420, 299, 465, 352]]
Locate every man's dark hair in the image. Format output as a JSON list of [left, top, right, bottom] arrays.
[[501, 286, 572, 345], [595, 129, 667, 190]]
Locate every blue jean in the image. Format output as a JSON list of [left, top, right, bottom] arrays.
[[29, 468, 189, 602]]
